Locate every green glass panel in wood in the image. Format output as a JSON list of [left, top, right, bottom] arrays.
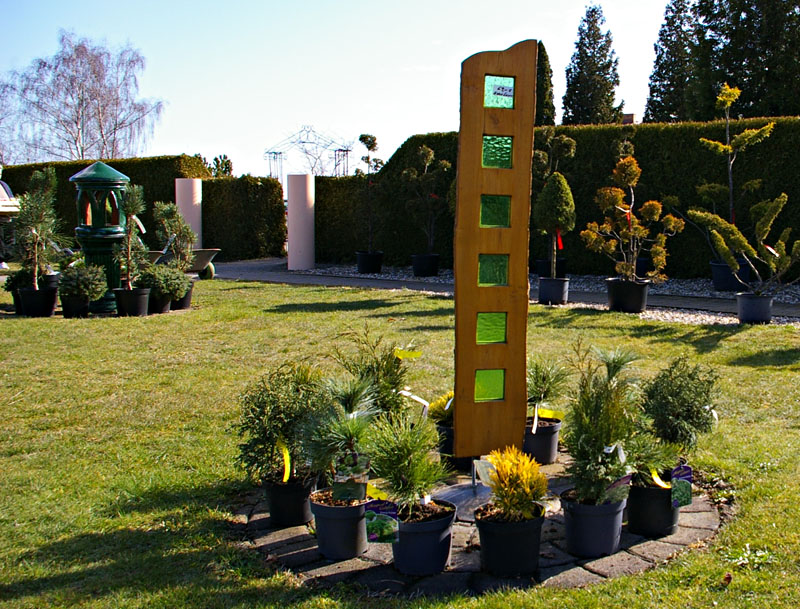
[[478, 254, 509, 286], [480, 195, 511, 228], [476, 312, 507, 344], [475, 369, 505, 402], [484, 75, 515, 108], [482, 136, 513, 169]]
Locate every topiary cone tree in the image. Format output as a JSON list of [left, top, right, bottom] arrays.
[[533, 172, 575, 278]]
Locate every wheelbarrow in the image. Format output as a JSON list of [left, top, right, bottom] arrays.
[[147, 248, 221, 279]]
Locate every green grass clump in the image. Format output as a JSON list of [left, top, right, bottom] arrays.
[[1, 280, 800, 608]]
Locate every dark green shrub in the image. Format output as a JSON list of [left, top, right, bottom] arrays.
[[135, 264, 190, 300], [58, 263, 107, 300], [533, 172, 576, 278]]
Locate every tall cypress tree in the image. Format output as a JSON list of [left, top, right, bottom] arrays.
[[562, 4, 622, 125], [644, 0, 694, 122], [536, 41, 556, 126]]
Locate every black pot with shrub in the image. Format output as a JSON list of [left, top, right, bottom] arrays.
[[58, 262, 108, 318]]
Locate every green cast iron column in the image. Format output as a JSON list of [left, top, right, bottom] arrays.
[[70, 162, 130, 313]]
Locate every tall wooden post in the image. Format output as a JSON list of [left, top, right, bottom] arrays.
[[453, 40, 537, 457]]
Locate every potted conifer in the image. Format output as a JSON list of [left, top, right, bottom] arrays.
[[366, 410, 454, 575], [533, 172, 575, 304], [58, 261, 108, 318], [523, 356, 570, 465], [113, 185, 150, 317], [474, 446, 548, 576], [581, 154, 685, 313], [135, 263, 190, 315], [236, 363, 325, 528], [153, 201, 197, 309], [355, 134, 384, 274]]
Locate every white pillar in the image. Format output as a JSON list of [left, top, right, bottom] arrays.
[[175, 178, 203, 248], [287, 174, 315, 270]]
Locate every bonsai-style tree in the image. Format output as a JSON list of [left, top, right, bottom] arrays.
[[581, 155, 685, 282], [699, 83, 774, 224], [153, 201, 197, 272], [688, 194, 800, 295], [401, 145, 452, 254], [14, 167, 61, 290], [115, 184, 148, 290], [533, 172, 576, 278], [357, 134, 384, 253]]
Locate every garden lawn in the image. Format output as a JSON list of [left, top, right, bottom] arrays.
[[1, 279, 799, 609]]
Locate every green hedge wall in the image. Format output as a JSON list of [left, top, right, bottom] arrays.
[[2, 155, 209, 248], [202, 175, 286, 261], [316, 118, 800, 278]]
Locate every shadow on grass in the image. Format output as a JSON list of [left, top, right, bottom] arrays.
[[371, 305, 454, 319], [0, 480, 315, 606], [726, 347, 800, 368], [265, 298, 400, 314], [626, 321, 746, 354]]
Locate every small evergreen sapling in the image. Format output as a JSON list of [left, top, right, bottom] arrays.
[[533, 172, 576, 278]]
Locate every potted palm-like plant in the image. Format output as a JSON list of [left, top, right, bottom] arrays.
[[58, 261, 108, 318], [688, 197, 800, 323], [626, 356, 718, 537], [524, 356, 570, 465], [474, 446, 549, 576], [113, 185, 150, 317], [366, 410, 453, 575], [560, 344, 639, 558], [401, 145, 452, 277], [236, 363, 325, 528], [581, 154, 685, 313], [305, 377, 379, 560], [14, 167, 63, 317]]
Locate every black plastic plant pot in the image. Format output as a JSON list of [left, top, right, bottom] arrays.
[[736, 292, 773, 324], [148, 292, 172, 315], [264, 478, 315, 528], [411, 253, 439, 277], [626, 484, 679, 538], [475, 511, 544, 576], [171, 280, 194, 310], [12, 290, 23, 315], [711, 259, 751, 292], [114, 288, 150, 317], [561, 495, 626, 558], [310, 492, 367, 560], [355, 251, 383, 274], [538, 277, 569, 305], [606, 278, 649, 313], [60, 295, 90, 319], [18, 287, 58, 317], [522, 417, 562, 465], [392, 501, 456, 575]]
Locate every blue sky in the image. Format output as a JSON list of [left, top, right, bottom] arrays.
[[1, 0, 668, 178]]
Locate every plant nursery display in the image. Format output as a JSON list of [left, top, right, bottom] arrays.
[[474, 446, 548, 576], [523, 356, 570, 465], [135, 263, 191, 314], [58, 261, 108, 318], [533, 172, 576, 304], [113, 185, 150, 316]]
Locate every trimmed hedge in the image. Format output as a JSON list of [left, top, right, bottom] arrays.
[[202, 175, 286, 261], [316, 118, 800, 278], [2, 155, 209, 248]]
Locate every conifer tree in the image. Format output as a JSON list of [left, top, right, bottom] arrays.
[[644, 0, 694, 122], [535, 41, 556, 126], [562, 5, 622, 125]]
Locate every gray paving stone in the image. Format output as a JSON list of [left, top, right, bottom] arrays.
[[362, 542, 394, 564], [408, 572, 474, 597], [247, 503, 272, 532], [538, 541, 574, 568], [252, 525, 313, 553], [619, 530, 647, 550], [540, 519, 565, 542], [470, 572, 537, 594], [582, 551, 653, 577], [302, 557, 376, 585], [627, 540, 684, 563], [682, 495, 715, 513], [452, 522, 476, 548], [270, 536, 318, 559], [449, 545, 482, 572], [678, 509, 720, 530], [659, 524, 716, 546], [352, 564, 412, 594], [275, 543, 323, 569], [540, 565, 605, 588]]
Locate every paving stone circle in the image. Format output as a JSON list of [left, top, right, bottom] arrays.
[[235, 453, 723, 597]]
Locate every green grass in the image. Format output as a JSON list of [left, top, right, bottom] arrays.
[[1, 279, 799, 608]]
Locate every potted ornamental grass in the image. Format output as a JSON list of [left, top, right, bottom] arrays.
[[532, 171, 576, 304], [113, 185, 150, 317], [401, 144, 452, 277], [305, 376, 379, 560], [14, 167, 63, 317], [561, 344, 639, 558], [58, 261, 108, 318], [366, 410, 453, 576], [524, 356, 571, 465], [626, 356, 718, 537], [581, 153, 685, 313], [135, 263, 191, 315], [236, 363, 325, 528], [474, 445, 549, 576], [688, 196, 800, 323]]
